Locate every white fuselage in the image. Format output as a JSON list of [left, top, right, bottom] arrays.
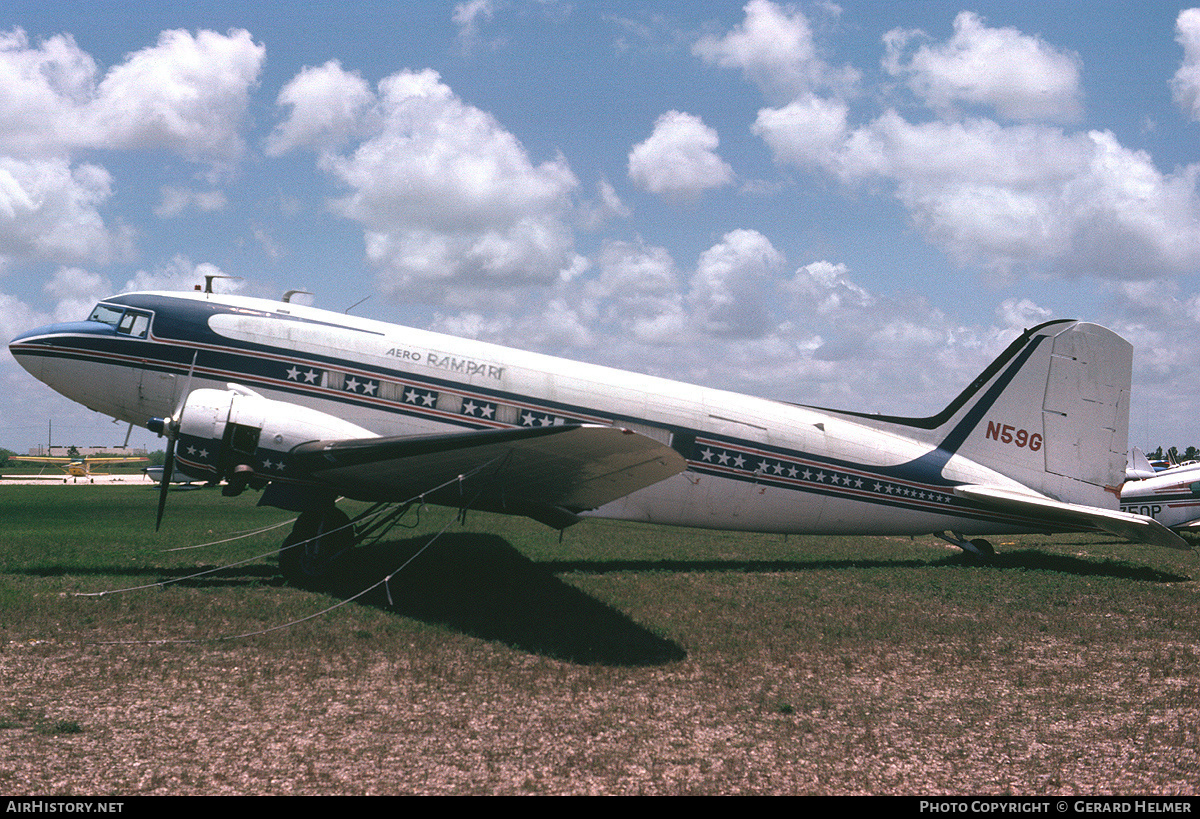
[[8, 290, 1044, 537]]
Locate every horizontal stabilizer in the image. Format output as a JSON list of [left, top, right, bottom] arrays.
[[955, 484, 1193, 552], [292, 423, 687, 514]]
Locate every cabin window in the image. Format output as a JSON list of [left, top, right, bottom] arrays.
[[116, 310, 151, 338]]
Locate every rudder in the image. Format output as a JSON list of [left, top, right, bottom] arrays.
[[939, 320, 1131, 508]]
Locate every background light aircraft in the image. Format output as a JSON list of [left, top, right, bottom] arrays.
[[1126, 447, 1160, 480], [8, 288, 1191, 586], [9, 454, 148, 482], [1121, 460, 1200, 532]]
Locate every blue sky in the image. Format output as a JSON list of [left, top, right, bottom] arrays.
[[2, 1, 1199, 454]]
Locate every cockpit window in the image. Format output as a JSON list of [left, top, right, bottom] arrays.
[[87, 303, 151, 338], [88, 304, 124, 328]]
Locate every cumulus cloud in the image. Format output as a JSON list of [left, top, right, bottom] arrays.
[[727, 9, 1200, 283], [883, 11, 1083, 123], [755, 105, 1200, 279], [43, 265, 111, 322], [0, 29, 96, 157], [87, 29, 264, 162], [783, 261, 873, 316], [586, 239, 687, 345], [453, 0, 497, 48], [0, 157, 132, 266], [265, 60, 373, 156], [628, 111, 734, 198], [688, 228, 784, 337], [0, 27, 264, 162], [752, 94, 848, 168], [1172, 8, 1200, 121], [0, 27, 263, 270], [692, 0, 858, 101], [271, 66, 580, 299]]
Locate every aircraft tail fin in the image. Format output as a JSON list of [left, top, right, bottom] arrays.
[[828, 320, 1132, 509], [946, 320, 1130, 508]]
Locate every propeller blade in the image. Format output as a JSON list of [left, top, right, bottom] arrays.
[[153, 351, 197, 531], [155, 425, 176, 531]]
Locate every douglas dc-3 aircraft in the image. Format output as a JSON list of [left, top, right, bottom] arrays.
[[8, 287, 1191, 585]]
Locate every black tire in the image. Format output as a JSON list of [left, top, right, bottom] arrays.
[[279, 506, 353, 589], [968, 538, 995, 558]]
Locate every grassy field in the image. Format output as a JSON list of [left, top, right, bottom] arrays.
[[1, 484, 1197, 795]]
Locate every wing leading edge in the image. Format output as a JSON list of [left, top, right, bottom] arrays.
[[290, 424, 688, 528]]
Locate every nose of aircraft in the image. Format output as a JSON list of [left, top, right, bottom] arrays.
[[8, 319, 111, 380]]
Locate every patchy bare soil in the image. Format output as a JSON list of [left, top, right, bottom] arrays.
[[2, 519, 1198, 795], [2, 594, 1197, 794]]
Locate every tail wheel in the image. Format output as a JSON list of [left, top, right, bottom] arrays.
[[279, 506, 353, 588]]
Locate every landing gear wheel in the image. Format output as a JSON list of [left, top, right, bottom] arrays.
[[279, 506, 353, 589], [968, 538, 995, 559]]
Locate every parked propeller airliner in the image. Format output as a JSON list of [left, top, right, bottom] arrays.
[[8, 287, 1190, 584]]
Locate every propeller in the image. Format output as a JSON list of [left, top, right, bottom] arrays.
[[148, 352, 196, 531]]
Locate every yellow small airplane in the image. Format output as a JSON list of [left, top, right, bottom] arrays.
[[10, 454, 148, 482]]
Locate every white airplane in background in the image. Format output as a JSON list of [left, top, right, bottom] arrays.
[[1121, 458, 1200, 532], [1126, 447, 1160, 480], [8, 286, 1191, 586]]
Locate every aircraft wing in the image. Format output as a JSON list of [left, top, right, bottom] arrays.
[[955, 485, 1193, 552], [288, 424, 687, 527], [9, 456, 70, 463]]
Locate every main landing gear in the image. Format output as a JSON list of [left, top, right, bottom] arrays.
[[278, 505, 354, 588], [935, 531, 995, 560]]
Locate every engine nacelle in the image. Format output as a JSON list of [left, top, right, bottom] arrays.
[[158, 385, 377, 487]]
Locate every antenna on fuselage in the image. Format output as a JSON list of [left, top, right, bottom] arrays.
[[195, 275, 242, 294], [282, 289, 312, 303], [345, 295, 370, 314]]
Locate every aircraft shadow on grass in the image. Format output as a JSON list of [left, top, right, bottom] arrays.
[[324, 532, 688, 666], [16, 534, 1190, 663]]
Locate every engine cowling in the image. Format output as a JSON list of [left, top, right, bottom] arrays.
[[155, 385, 377, 487]]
